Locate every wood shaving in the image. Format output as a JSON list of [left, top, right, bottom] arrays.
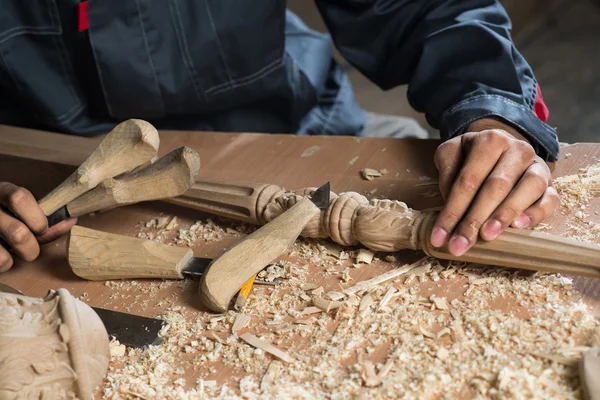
[[378, 287, 397, 309], [239, 333, 294, 363], [471, 277, 496, 285], [109, 339, 126, 357], [360, 168, 387, 181], [313, 296, 343, 313], [324, 291, 346, 301], [431, 296, 449, 310], [356, 249, 374, 264], [232, 314, 251, 334], [345, 258, 428, 295], [301, 307, 323, 316], [260, 361, 281, 392], [301, 283, 318, 291]]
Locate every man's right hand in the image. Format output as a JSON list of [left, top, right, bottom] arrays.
[[0, 183, 77, 272]]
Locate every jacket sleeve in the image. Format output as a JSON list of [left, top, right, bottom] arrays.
[[315, 0, 559, 161]]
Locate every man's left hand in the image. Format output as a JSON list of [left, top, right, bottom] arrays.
[[431, 118, 559, 256]]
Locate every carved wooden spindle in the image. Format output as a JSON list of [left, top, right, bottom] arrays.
[[0, 289, 109, 398], [168, 179, 600, 278], [165, 179, 285, 224]]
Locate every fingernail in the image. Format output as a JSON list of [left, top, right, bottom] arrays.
[[482, 219, 502, 240], [513, 214, 531, 228], [431, 227, 448, 247], [448, 235, 470, 256]]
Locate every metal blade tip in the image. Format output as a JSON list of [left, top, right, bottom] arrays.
[[310, 182, 331, 209]]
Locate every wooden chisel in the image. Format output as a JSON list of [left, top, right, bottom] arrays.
[[198, 182, 331, 313], [68, 225, 212, 280], [0, 283, 163, 348], [67, 226, 281, 283], [46, 146, 200, 227], [38, 119, 160, 216]]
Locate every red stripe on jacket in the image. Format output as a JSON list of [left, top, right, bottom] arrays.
[[534, 84, 549, 122]]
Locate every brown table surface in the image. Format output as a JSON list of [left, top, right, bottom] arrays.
[[0, 124, 598, 398]]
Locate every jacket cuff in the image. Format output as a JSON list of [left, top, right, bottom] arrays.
[[440, 94, 559, 162]]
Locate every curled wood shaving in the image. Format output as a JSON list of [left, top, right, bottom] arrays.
[[301, 306, 323, 315], [356, 249, 375, 264], [471, 277, 496, 285], [362, 357, 395, 387], [359, 294, 375, 312], [232, 314, 251, 334], [379, 287, 397, 309], [431, 296, 449, 311], [419, 324, 437, 339], [311, 286, 324, 297], [360, 168, 387, 181], [301, 283, 318, 291], [451, 320, 466, 342], [208, 331, 225, 344], [260, 361, 281, 392], [325, 291, 346, 301], [239, 333, 294, 363], [437, 328, 452, 340], [345, 257, 428, 295], [313, 296, 343, 313]]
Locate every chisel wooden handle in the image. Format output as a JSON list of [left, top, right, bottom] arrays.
[[67, 226, 193, 280], [198, 196, 321, 312], [64, 146, 200, 218], [39, 119, 160, 216]]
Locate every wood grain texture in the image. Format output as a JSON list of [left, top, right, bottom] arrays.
[[66, 146, 200, 217], [68, 226, 193, 280], [165, 179, 284, 224], [199, 197, 321, 312], [415, 211, 600, 278], [38, 119, 159, 215]]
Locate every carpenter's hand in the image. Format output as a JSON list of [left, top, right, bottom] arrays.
[[431, 118, 559, 256], [0, 183, 77, 272]]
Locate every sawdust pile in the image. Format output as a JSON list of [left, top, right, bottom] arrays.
[[100, 164, 600, 399], [101, 244, 598, 399], [136, 215, 255, 247], [553, 158, 600, 242]]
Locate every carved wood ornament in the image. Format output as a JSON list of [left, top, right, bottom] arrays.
[[0, 289, 109, 399], [168, 179, 600, 278]]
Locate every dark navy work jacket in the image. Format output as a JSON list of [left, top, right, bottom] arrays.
[[0, 1, 559, 160]]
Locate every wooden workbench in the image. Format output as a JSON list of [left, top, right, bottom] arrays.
[[0, 124, 598, 398]]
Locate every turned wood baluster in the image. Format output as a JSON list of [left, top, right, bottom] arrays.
[[169, 179, 600, 278]]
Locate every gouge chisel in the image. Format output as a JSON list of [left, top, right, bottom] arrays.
[[67, 226, 280, 283], [38, 119, 160, 216], [47, 146, 200, 227], [198, 181, 331, 313]]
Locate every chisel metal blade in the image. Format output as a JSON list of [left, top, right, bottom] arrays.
[[92, 307, 163, 348], [180, 257, 213, 277], [47, 206, 70, 227]]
